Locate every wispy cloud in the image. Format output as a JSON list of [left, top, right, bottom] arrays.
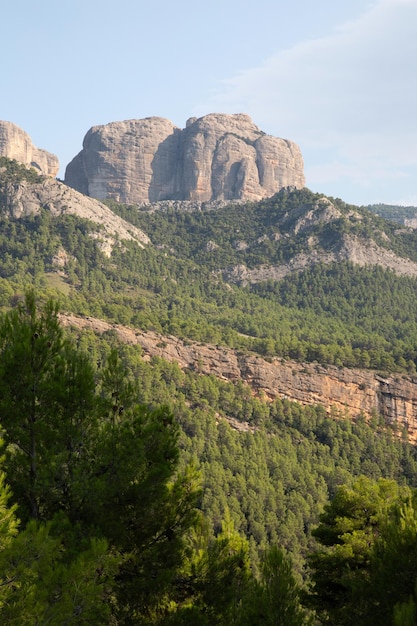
[[197, 0, 417, 204]]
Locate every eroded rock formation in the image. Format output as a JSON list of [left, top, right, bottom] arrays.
[[0, 121, 59, 177], [61, 314, 417, 442], [65, 114, 305, 203]]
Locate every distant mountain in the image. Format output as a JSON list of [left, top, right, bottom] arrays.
[[3, 155, 417, 290], [2, 155, 417, 427], [64, 113, 305, 204], [366, 202, 417, 226]]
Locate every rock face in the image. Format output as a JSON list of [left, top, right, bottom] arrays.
[[0, 176, 150, 255], [61, 313, 417, 442], [0, 121, 59, 177], [65, 114, 305, 204]]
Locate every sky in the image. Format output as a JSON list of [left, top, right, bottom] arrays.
[[2, 0, 417, 206]]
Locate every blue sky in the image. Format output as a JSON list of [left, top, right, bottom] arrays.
[[3, 0, 417, 206]]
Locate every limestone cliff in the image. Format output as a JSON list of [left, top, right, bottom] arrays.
[[0, 121, 59, 177], [0, 175, 150, 255], [61, 314, 417, 442], [64, 114, 305, 204]]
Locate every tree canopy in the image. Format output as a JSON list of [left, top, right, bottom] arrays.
[[0, 292, 313, 624]]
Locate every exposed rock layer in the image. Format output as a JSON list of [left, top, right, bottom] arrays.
[[1, 176, 149, 255], [222, 233, 417, 284], [61, 314, 417, 442], [0, 121, 59, 177], [65, 114, 305, 203]]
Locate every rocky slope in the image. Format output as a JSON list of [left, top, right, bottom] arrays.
[[0, 121, 59, 177], [61, 313, 417, 442], [217, 195, 417, 283], [64, 114, 305, 204], [0, 175, 150, 255], [135, 194, 417, 282], [222, 232, 417, 284]]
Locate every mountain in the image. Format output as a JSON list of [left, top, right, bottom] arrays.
[[123, 190, 417, 281], [61, 312, 417, 442], [0, 156, 149, 255], [64, 113, 305, 204], [2, 154, 417, 434], [0, 121, 59, 177], [367, 202, 417, 226], [3, 148, 417, 618]]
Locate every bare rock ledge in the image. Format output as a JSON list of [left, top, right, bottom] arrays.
[[61, 314, 417, 442]]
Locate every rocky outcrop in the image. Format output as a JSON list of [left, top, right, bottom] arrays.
[[222, 233, 417, 285], [0, 121, 59, 177], [217, 196, 417, 284], [65, 114, 305, 204], [61, 314, 417, 442], [1, 176, 149, 255]]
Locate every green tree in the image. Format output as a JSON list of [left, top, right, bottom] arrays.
[[307, 476, 413, 625], [169, 511, 251, 625], [241, 545, 312, 626], [0, 463, 19, 552], [0, 454, 119, 625], [0, 292, 202, 623], [0, 518, 119, 625], [363, 498, 417, 625], [0, 291, 97, 521]]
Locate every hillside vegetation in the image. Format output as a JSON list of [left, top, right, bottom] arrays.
[[367, 202, 417, 223], [2, 159, 417, 622], [2, 162, 417, 372]]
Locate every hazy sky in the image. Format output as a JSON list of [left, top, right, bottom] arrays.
[[3, 0, 417, 206]]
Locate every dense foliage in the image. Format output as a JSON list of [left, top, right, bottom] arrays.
[[2, 179, 417, 371], [307, 476, 417, 625], [110, 190, 417, 266], [81, 333, 417, 570], [0, 293, 315, 624], [2, 160, 417, 621], [1, 295, 417, 623]]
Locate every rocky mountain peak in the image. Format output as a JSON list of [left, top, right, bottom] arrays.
[[0, 121, 59, 177], [64, 113, 305, 204]]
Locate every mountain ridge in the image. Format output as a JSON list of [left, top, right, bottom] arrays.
[[124, 189, 417, 281], [0, 157, 149, 254]]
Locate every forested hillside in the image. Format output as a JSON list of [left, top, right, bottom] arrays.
[[367, 202, 417, 224], [3, 158, 417, 373], [2, 158, 417, 623]]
